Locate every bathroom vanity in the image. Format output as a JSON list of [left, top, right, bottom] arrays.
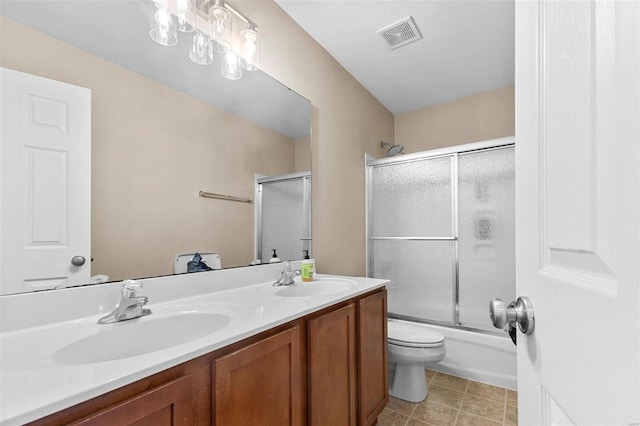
[[0, 265, 388, 426]]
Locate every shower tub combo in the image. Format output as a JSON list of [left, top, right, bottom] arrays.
[[366, 137, 516, 390]]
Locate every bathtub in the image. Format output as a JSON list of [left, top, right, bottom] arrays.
[[389, 320, 517, 390]]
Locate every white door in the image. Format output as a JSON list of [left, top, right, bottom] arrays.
[[1, 68, 91, 294], [515, 1, 640, 424]]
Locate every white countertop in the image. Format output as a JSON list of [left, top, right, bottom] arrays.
[[0, 266, 387, 425]]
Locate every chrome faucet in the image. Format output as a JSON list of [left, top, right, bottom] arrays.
[[97, 280, 152, 324], [273, 262, 301, 286]]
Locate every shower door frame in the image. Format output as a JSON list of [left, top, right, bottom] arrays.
[[255, 171, 312, 263], [366, 136, 515, 334]]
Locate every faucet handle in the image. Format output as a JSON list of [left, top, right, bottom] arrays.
[[122, 279, 143, 298], [283, 261, 292, 272]]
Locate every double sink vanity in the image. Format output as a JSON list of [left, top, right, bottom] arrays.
[[0, 262, 388, 425]]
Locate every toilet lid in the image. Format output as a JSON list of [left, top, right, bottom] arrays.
[[388, 321, 445, 347]]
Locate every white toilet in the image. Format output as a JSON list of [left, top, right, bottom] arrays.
[[387, 319, 446, 402]]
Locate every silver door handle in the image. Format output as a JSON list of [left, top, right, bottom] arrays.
[[489, 296, 535, 335], [71, 255, 86, 266]]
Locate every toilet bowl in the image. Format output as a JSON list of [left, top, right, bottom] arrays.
[[388, 320, 446, 402]]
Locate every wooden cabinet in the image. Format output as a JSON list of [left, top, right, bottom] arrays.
[[308, 304, 357, 425], [357, 289, 389, 426], [214, 326, 302, 425], [29, 288, 387, 426], [71, 375, 194, 426], [306, 289, 388, 426]]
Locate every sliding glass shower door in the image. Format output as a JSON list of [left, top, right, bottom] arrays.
[[367, 142, 514, 331], [256, 172, 311, 263], [458, 148, 515, 329], [369, 155, 456, 323]]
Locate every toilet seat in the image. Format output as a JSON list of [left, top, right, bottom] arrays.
[[388, 321, 445, 348]]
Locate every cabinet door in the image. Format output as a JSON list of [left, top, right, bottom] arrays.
[[71, 375, 193, 425], [308, 304, 357, 426], [358, 290, 388, 426], [214, 326, 302, 425]]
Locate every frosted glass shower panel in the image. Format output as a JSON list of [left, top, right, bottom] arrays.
[[371, 156, 453, 237], [458, 147, 515, 329], [373, 240, 455, 322], [260, 178, 307, 263]]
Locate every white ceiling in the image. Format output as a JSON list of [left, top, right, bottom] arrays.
[[275, 0, 515, 114]]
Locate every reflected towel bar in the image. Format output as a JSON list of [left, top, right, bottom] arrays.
[[198, 191, 253, 204]]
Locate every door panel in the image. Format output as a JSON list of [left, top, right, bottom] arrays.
[[214, 326, 302, 425], [515, 1, 640, 424], [370, 156, 454, 238], [458, 147, 515, 329], [307, 304, 356, 426], [373, 240, 455, 322], [72, 375, 193, 425], [357, 290, 388, 426], [1, 67, 91, 294]]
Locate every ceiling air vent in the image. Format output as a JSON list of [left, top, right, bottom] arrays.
[[377, 16, 422, 50]]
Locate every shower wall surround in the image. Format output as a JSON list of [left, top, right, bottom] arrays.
[[367, 137, 515, 332]]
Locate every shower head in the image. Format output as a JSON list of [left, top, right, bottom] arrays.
[[380, 141, 404, 157]]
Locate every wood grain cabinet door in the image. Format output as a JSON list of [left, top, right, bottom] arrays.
[[71, 375, 193, 426], [307, 304, 357, 426], [358, 290, 388, 426], [214, 326, 302, 426]]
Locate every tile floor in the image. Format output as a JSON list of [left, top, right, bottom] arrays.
[[379, 369, 517, 426]]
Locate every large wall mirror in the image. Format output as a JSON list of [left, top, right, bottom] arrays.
[[0, 1, 311, 295]]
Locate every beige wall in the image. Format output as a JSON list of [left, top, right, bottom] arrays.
[[395, 85, 515, 152], [1, 16, 297, 281], [237, 0, 395, 275], [294, 135, 311, 172]]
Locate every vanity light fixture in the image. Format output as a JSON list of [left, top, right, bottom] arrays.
[[148, 0, 260, 80]]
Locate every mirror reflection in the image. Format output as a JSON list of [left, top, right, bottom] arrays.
[[0, 1, 311, 295]]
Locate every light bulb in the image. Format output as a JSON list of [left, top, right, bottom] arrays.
[[244, 40, 256, 65], [156, 7, 170, 28], [221, 50, 242, 80], [240, 27, 260, 71], [175, 0, 194, 32], [150, 5, 177, 46], [176, 0, 190, 11]]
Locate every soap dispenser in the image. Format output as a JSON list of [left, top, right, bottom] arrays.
[[269, 249, 281, 263], [301, 250, 314, 282]]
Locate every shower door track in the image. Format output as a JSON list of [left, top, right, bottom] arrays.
[[369, 237, 456, 240]]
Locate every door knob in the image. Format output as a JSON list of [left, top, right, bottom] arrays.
[[489, 296, 535, 335], [71, 255, 86, 266]]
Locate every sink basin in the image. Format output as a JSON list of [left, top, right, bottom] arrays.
[[272, 278, 356, 298], [52, 312, 229, 365]]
